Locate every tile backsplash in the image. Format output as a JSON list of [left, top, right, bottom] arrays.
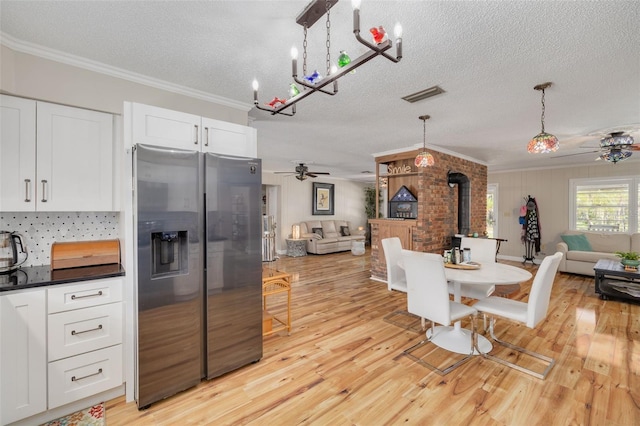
[[0, 212, 120, 267]]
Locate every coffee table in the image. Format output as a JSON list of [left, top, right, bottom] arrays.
[[594, 259, 640, 304]]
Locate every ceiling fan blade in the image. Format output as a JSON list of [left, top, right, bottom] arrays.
[[274, 171, 294, 174], [306, 173, 318, 178], [308, 172, 330, 175], [551, 150, 600, 159]]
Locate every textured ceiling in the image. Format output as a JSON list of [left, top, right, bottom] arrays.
[[1, 0, 639, 181]]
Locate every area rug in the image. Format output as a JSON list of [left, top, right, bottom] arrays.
[[41, 402, 105, 426]]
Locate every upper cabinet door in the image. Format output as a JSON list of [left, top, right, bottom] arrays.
[[0, 95, 37, 212], [132, 103, 201, 150], [37, 102, 114, 211], [201, 117, 257, 158]]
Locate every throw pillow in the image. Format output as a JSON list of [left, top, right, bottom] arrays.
[[312, 227, 324, 238], [561, 234, 592, 251], [340, 226, 350, 236]]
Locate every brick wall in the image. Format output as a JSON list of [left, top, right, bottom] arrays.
[[371, 149, 487, 280], [413, 150, 487, 254]]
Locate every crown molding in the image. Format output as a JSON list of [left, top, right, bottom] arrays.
[[1, 32, 252, 112], [371, 144, 488, 167]]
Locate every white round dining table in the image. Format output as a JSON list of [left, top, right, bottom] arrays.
[[431, 263, 533, 355]]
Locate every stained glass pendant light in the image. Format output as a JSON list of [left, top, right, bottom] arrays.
[[415, 115, 435, 167], [527, 82, 559, 154]]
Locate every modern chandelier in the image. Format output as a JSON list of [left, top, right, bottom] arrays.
[[414, 115, 435, 167], [527, 82, 559, 154], [252, 0, 403, 116]]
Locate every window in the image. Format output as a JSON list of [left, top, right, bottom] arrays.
[[569, 177, 640, 233], [486, 184, 498, 238]]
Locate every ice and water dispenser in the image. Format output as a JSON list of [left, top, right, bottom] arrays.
[[151, 231, 188, 277]]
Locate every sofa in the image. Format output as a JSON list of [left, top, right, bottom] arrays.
[[298, 220, 365, 254], [556, 230, 640, 276]]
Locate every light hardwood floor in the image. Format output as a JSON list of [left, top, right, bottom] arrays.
[[106, 249, 640, 425]]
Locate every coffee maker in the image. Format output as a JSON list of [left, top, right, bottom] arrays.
[[0, 231, 28, 274]]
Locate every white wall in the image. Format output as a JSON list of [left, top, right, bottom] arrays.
[[488, 161, 640, 261], [261, 173, 369, 253]]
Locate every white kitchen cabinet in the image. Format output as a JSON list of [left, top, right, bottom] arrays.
[[131, 103, 201, 150], [0, 95, 114, 212], [46, 278, 123, 409], [0, 289, 47, 425], [0, 277, 124, 424], [201, 117, 257, 157], [0, 95, 37, 212], [131, 102, 257, 157], [48, 345, 123, 409]]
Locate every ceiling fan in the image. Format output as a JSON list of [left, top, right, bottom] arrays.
[[551, 131, 639, 163], [274, 163, 330, 181]]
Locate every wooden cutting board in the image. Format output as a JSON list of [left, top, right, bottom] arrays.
[[51, 239, 120, 270], [444, 262, 481, 270]]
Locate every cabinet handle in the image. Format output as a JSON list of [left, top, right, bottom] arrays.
[[71, 324, 103, 336], [204, 127, 209, 146], [41, 180, 48, 202], [24, 179, 31, 202], [71, 290, 103, 300], [72, 368, 103, 382], [194, 124, 199, 145]]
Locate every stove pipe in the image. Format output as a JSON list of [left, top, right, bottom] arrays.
[[447, 171, 470, 235]]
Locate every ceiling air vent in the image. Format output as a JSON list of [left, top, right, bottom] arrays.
[[402, 85, 445, 103]]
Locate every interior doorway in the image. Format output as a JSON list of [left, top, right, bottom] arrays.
[[262, 184, 281, 252]]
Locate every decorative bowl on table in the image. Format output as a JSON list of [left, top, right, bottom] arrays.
[[621, 259, 640, 270]]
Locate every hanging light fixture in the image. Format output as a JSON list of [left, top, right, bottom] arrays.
[[527, 82, 559, 154], [415, 115, 435, 168], [252, 0, 403, 116], [599, 150, 632, 164]]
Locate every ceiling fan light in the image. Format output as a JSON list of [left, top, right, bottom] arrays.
[[528, 132, 559, 154], [600, 133, 634, 148], [600, 150, 632, 164]]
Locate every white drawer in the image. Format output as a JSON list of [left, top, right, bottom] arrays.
[[48, 344, 123, 409], [48, 277, 123, 313], [48, 302, 123, 361]]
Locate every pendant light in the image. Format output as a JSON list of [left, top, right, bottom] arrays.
[[527, 82, 559, 153], [415, 115, 435, 167]]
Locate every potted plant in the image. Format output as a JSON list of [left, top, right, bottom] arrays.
[[614, 251, 640, 268], [363, 186, 380, 245]]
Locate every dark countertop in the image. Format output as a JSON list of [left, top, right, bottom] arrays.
[[0, 263, 126, 292]]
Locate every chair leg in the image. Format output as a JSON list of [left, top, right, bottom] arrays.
[[403, 316, 476, 375], [383, 310, 423, 332], [477, 317, 556, 380]]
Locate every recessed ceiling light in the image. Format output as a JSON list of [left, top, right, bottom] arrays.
[[402, 85, 445, 103]]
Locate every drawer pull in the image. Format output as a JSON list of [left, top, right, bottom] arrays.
[[71, 324, 103, 336], [71, 290, 103, 300], [71, 368, 103, 382]]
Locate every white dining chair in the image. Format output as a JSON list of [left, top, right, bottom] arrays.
[[472, 251, 563, 379], [381, 237, 407, 292], [381, 238, 426, 330], [402, 250, 478, 375], [453, 237, 497, 299]]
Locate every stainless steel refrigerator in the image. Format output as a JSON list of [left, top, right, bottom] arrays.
[[135, 144, 263, 408]]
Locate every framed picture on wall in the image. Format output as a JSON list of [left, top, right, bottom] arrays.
[[312, 182, 334, 215]]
